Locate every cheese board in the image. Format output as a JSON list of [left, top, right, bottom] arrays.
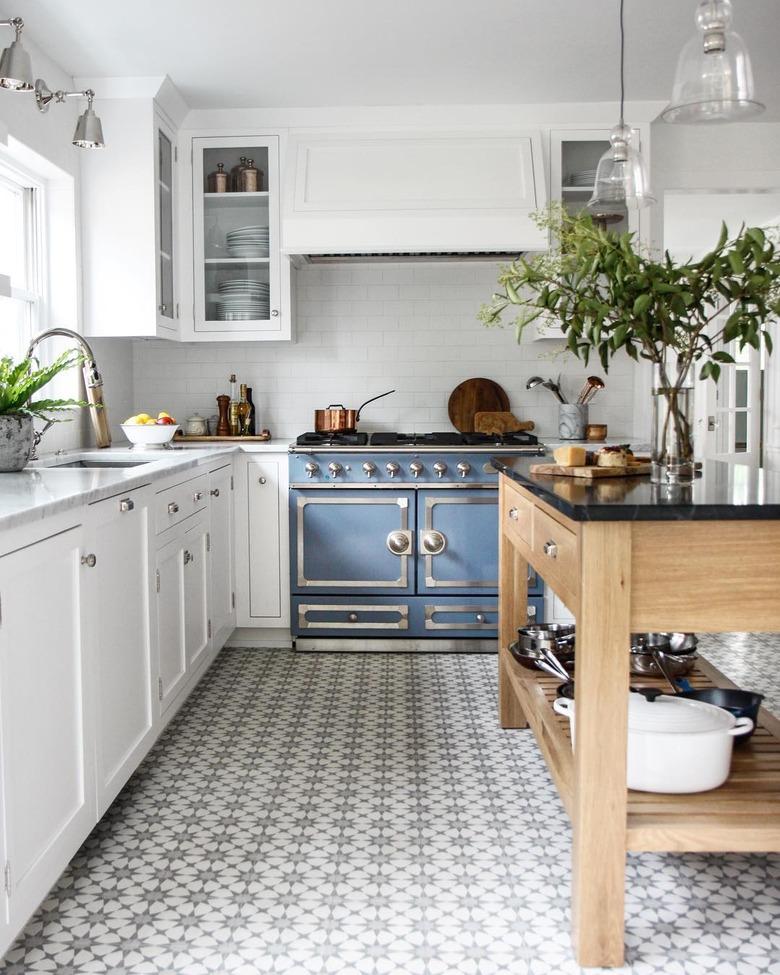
[[173, 432, 272, 443], [530, 460, 651, 479]]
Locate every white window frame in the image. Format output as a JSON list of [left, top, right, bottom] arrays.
[[0, 156, 47, 359]]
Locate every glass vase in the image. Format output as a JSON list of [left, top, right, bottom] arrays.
[[651, 361, 695, 484]]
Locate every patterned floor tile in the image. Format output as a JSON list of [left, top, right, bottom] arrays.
[[0, 639, 778, 974]]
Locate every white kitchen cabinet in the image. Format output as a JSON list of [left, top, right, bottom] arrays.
[[80, 92, 181, 339], [179, 133, 292, 342], [155, 530, 188, 713], [0, 527, 95, 941], [183, 516, 210, 673], [208, 464, 236, 647], [234, 451, 290, 627], [85, 488, 155, 815]]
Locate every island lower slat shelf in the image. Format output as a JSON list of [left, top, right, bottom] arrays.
[[502, 647, 780, 853]]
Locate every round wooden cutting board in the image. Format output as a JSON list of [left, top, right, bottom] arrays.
[[447, 378, 510, 432]]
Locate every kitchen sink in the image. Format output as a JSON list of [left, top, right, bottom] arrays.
[[44, 459, 150, 469]]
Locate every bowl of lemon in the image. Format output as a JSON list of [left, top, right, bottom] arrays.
[[121, 412, 179, 447]]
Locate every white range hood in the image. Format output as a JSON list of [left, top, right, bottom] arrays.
[[282, 129, 548, 263]]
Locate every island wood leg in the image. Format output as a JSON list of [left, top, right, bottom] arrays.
[[498, 519, 529, 729], [571, 522, 632, 968]]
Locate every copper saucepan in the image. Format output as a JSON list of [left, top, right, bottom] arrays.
[[314, 390, 395, 433]]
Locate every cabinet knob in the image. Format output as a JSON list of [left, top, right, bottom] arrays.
[[81, 553, 97, 568], [258, 476, 267, 485], [475, 612, 486, 624], [210, 488, 220, 497], [193, 491, 204, 502], [183, 550, 193, 565], [543, 540, 558, 559], [508, 507, 519, 520], [158, 303, 167, 313], [271, 309, 279, 317], [119, 498, 134, 512], [168, 501, 179, 514]]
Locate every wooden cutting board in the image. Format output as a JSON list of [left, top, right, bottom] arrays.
[[530, 461, 651, 479], [448, 379, 510, 433], [474, 411, 534, 435]]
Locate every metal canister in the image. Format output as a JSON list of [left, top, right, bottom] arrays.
[[239, 158, 262, 192], [229, 157, 247, 192], [207, 162, 229, 193]]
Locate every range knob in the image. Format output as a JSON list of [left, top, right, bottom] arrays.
[[457, 461, 471, 478], [433, 461, 448, 479], [327, 462, 343, 479], [409, 461, 423, 478], [362, 461, 377, 477], [386, 462, 401, 478], [304, 461, 320, 478]]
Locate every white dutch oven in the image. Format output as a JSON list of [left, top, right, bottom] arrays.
[[553, 692, 753, 793]]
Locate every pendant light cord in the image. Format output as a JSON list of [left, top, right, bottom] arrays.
[[619, 0, 625, 126]]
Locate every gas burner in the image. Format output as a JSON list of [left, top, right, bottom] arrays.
[[462, 430, 539, 447], [296, 431, 369, 447], [370, 432, 464, 447]]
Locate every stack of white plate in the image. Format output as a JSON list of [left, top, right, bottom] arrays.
[[226, 225, 270, 258], [215, 279, 270, 321], [567, 169, 598, 187]]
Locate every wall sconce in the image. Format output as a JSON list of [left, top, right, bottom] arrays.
[[35, 81, 105, 148], [0, 15, 105, 148], [0, 17, 33, 91]]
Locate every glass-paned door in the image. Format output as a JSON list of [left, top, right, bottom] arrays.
[[192, 136, 280, 335], [699, 335, 762, 466], [155, 114, 177, 334]]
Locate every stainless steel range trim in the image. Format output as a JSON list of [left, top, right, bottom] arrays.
[[298, 603, 409, 630], [295, 637, 497, 653], [424, 495, 498, 589], [424, 605, 496, 630], [290, 482, 498, 490], [289, 445, 546, 455], [296, 495, 410, 588]]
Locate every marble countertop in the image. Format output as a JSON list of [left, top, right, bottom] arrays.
[[493, 454, 780, 522], [1, 445, 245, 532]]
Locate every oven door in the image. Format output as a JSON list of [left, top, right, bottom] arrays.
[[291, 489, 416, 594], [416, 490, 498, 595]]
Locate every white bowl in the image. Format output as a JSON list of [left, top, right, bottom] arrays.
[[121, 423, 180, 447]]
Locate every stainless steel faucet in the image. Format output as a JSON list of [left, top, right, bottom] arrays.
[[25, 327, 111, 448]]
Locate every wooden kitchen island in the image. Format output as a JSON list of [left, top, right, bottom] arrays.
[[493, 457, 780, 968]]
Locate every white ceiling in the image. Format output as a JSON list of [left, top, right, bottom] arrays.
[[10, 0, 780, 112]]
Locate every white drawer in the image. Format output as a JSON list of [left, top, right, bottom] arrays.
[[154, 473, 209, 533]]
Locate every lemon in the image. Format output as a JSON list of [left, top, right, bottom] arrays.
[[136, 412, 151, 423], [125, 415, 139, 425]]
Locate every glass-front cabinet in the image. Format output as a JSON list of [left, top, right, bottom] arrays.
[[155, 115, 177, 333], [192, 136, 282, 336]]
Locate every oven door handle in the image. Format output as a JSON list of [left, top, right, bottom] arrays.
[[420, 530, 447, 556], [386, 529, 413, 555]]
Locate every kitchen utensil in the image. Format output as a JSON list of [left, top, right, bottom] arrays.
[[676, 687, 763, 741], [473, 411, 534, 436], [216, 394, 231, 436], [518, 623, 576, 647], [121, 423, 180, 448], [558, 404, 588, 440], [185, 414, 209, 437], [530, 458, 651, 479], [553, 692, 753, 793], [448, 379, 510, 433], [581, 377, 605, 406], [207, 162, 229, 193], [585, 423, 608, 441], [629, 633, 699, 679], [314, 389, 396, 433], [509, 641, 573, 681], [544, 376, 567, 404]]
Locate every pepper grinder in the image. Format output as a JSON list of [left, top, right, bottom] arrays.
[[216, 394, 231, 437]]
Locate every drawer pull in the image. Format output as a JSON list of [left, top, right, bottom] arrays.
[[210, 488, 220, 497], [387, 530, 412, 555], [347, 612, 359, 623], [528, 604, 537, 619], [508, 507, 519, 520], [119, 498, 134, 512], [183, 550, 193, 565], [420, 530, 447, 555], [475, 613, 486, 624], [81, 553, 97, 568], [193, 491, 204, 502], [543, 540, 558, 559], [168, 502, 179, 515]]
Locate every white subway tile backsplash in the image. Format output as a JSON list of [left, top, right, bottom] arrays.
[[132, 262, 637, 439]]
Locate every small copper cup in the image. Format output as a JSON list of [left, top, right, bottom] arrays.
[[585, 423, 608, 442]]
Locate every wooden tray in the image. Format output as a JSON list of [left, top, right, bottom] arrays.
[[530, 461, 650, 479], [173, 433, 272, 442], [448, 378, 510, 432]]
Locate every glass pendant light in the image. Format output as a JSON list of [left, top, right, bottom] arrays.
[[662, 0, 764, 123], [588, 0, 654, 221]]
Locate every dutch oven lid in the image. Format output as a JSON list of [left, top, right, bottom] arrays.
[[628, 692, 736, 734]]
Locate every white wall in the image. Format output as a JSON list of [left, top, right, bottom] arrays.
[[133, 261, 636, 441]]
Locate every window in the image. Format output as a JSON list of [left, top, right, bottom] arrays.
[[0, 160, 44, 360]]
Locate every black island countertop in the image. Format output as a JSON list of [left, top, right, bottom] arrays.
[[492, 455, 780, 522]]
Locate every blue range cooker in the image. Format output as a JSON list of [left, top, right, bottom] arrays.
[[289, 431, 546, 651]]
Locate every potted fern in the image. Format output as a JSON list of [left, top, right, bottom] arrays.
[[480, 207, 780, 483], [0, 349, 88, 472]]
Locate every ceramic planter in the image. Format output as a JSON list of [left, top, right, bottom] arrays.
[[0, 414, 34, 472]]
